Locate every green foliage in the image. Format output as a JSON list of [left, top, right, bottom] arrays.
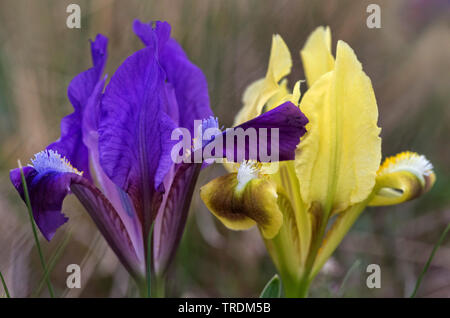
[[260, 274, 281, 298]]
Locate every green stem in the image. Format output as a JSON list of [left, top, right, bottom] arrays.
[[18, 160, 55, 298], [283, 276, 310, 298], [32, 230, 71, 297], [155, 276, 165, 298], [410, 223, 450, 298], [297, 278, 311, 298], [295, 212, 329, 297], [146, 222, 154, 298], [0, 270, 10, 298]]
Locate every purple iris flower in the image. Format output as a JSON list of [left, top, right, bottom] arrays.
[[10, 20, 308, 281]]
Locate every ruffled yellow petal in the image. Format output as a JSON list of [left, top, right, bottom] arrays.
[[300, 26, 335, 87], [269, 80, 303, 111], [296, 41, 381, 216], [233, 35, 292, 126], [200, 168, 283, 239], [234, 78, 265, 126], [369, 152, 435, 206], [265, 79, 290, 112], [290, 80, 302, 106], [267, 34, 292, 90]]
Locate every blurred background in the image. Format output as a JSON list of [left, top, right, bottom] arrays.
[[0, 0, 449, 298]]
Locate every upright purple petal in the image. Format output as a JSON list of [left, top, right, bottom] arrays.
[[133, 20, 171, 55], [82, 77, 145, 264], [133, 19, 213, 133], [47, 113, 91, 179], [47, 34, 108, 180], [99, 45, 177, 233], [161, 39, 213, 134], [90, 35, 108, 72], [67, 34, 108, 112]]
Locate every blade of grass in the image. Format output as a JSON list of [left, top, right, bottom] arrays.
[[337, 259, 361, 297], [410, 223, 450, 298], [0, 269, 10, 298], [18, 160, 55, 298], [146, 222, 154, 298], [60, 233, 103, 298], [32, 230, 72, 297]]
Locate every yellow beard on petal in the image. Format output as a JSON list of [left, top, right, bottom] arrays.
[[377, 151, 434, 180], [369, 152, 435, 207]]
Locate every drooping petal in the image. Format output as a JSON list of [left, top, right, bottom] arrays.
[[233, 35, 292, 126], [296, 41, 381, 216], [133, 19, 213, 133], [200, 162, 283, 239], [200, 163, 283, 239], [47, 34, 108, 181], [368, 152, 436, 206], [10, 150, 143, 276], [99, 44, 177, 232], [219, 102, 308, 163], [300, 26, 334, 87], [10, 166, 70, 241]]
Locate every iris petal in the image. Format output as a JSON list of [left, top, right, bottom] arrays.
[[10, 165, 143, 276], [133, 19, 213, 134], [47, 34, 108, 181], [369, 152, 436, 206], [220, 102, 308, 162], [153, 163, 202, 275], [200, 172, 283, 239], [300, 26, 334, 87], [99, 44, 177, 232], [10, 167, 70, 241], [296, 41, 381, 216], [83, 77, 145, 264], [234, 35, 292, 126]]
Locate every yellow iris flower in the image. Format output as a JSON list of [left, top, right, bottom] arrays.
[[200, 27, 436, 297]]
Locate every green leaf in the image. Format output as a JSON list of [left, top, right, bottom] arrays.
[[0, 269, 10, 298], [410, 223, 450, 298], [336, 259, 361, 297], [18, 160, 55, 298], [260, 274, 281, 298], [146, 222, 155, 298]]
